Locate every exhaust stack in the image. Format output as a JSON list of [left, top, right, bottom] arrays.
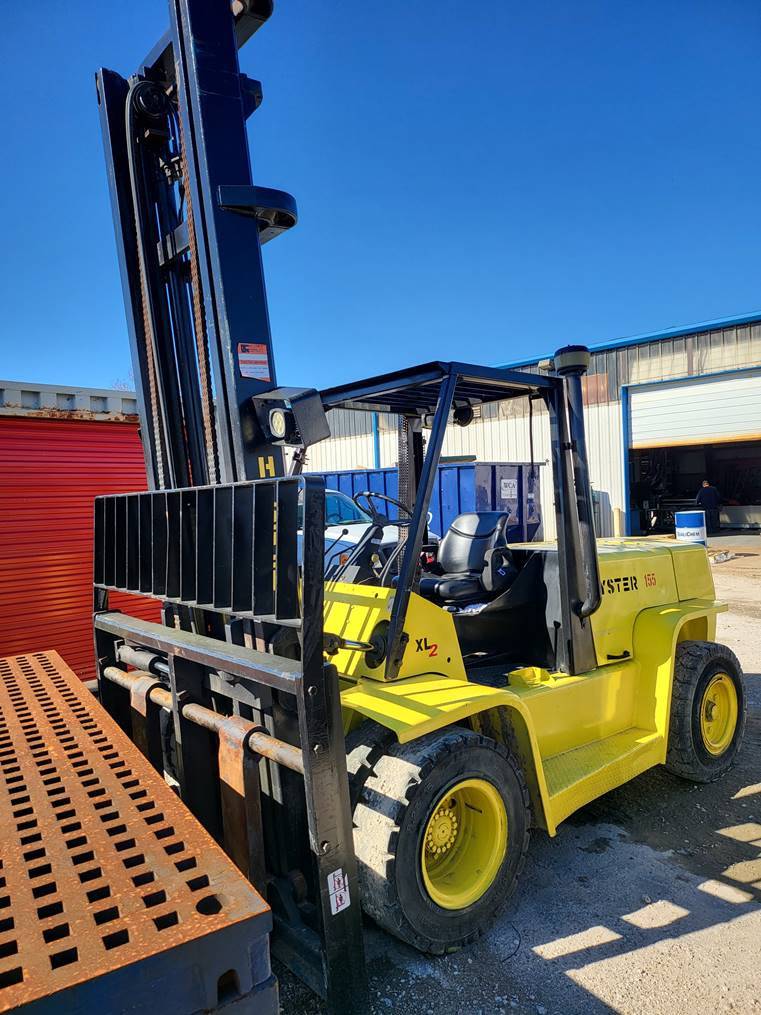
[[553, 345, 602, 619]]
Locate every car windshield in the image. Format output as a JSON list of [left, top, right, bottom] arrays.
[[298, 490, 372, 528], [326, 491, 372, 525]]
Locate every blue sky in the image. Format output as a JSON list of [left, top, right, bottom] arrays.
[[1, 1, 760, 390]]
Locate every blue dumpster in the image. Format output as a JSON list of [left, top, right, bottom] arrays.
[[310, 462, 543, 542]]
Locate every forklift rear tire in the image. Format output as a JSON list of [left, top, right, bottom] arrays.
[[348, 726, 530, 954], [665, 640, 746, 782]]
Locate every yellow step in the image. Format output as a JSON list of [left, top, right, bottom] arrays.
[[543, 727, 663, 829]]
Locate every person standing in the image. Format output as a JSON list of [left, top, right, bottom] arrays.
[[696, 479, 721, 535]]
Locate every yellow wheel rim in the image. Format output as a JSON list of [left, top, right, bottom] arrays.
[[420, 778, 507, 910], [699, 673, 738, 756]]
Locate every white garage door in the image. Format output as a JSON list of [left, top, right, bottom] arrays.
[[629, 370, 761, 449]]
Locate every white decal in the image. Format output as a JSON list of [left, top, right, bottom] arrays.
[[327, 868, 351, 915], [500, 477, 518, 500], [677, 527, 705, 542]]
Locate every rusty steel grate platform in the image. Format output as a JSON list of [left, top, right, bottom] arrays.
[[0, 650, 277, 1014]]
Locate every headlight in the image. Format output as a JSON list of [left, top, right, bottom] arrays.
[[269, 407, 289, 440]]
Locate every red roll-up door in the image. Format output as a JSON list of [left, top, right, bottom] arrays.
[[0, 416, 159, 680]]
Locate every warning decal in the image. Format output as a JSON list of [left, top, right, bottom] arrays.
[[327, 868, 351, 915], [238, 343, 271, 381]]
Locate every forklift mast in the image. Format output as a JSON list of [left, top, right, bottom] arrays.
[[97, 0, 291, 491]]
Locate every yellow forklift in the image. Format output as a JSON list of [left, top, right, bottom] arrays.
[[310, 350, 746, 953], [85, 0, 745, 1009]]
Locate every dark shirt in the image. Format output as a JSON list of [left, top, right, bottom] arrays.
[[696, 485, 721, 509]]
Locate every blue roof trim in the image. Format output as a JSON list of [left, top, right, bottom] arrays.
[[499, 310, 761, 370]]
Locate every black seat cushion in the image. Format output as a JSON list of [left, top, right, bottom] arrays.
[[419, 573, 482, 602], [419, 512, 510, 603]]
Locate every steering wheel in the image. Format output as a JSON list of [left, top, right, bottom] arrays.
[[352, 491, 413, 527]]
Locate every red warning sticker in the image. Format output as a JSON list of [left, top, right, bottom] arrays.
[[238, 342, 271, 381]]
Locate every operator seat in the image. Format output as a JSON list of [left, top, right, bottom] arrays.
[[419, 512, 516, 603]]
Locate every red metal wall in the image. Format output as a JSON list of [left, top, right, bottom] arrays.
[[0, 416, 158, 680]]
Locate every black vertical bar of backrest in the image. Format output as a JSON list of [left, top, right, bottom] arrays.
[[139, 493, 153, 593], [232, 483, 254, 614], [252, 481, 275, 617], [104, 497, 116, 587], [114, 497, 128, 588], [180, 489, 198, 603], [300, 477, 324, 641], [126, 495, 140, 589], [94, 498, 105, 585], [166, 491, 181, 599], [152, 492, 168, 597], [213, 485, 233, 610], [196, 488, 214, 605], [275, 480, 298, 621], [167, 654, 222, 840]]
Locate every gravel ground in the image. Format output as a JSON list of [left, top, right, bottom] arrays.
[[278, 558, 761, 1015]]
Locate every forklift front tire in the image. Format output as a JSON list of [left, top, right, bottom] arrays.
[[349, 726, 530, 954], [665, 640, 746, 782]]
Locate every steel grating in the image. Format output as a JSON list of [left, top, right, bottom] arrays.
[[0, 650, 277, 1014]]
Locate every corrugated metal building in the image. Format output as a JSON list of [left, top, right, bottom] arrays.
[[0, 380, 158, 680], [303, 312, 761, 538], [8, 311, 753, 670]]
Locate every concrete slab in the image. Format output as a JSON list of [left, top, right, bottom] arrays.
[[707, 532, 761, 549]]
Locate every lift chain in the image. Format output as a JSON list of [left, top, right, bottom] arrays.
[[178, 106, 220, 485], [135, 219, 168, 487]]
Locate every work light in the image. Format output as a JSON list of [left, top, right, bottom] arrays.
[[268, 407, 291, 440]]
